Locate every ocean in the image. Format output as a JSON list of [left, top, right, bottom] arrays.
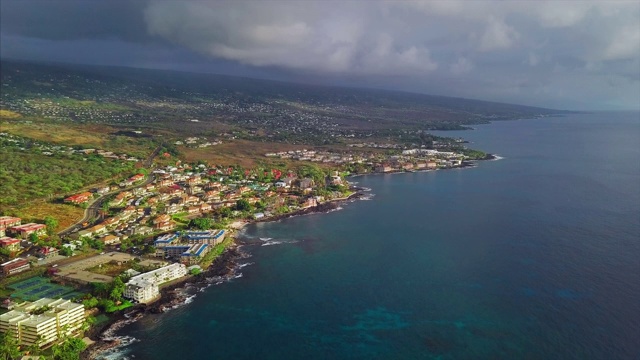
[[110, 112, 640, 359]]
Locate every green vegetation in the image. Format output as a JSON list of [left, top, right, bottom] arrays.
[[189, 267, 202, 275], [81, 276, 132, 313], [51, 336, 86, 360], [44, 216, 58, 236], [190, 218, 212, 230], [199, 237, 233, 269], [0, 139, 134, 208], [0, 332, 21, 360], [460, 148, 489, 160]]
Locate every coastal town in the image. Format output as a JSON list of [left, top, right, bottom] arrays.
[[0, 60, 515, 359], [0, 140, 485, 354]]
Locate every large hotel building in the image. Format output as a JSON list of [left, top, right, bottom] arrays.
[[0, 298, 85, 348]]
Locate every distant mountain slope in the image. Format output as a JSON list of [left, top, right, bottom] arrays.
[[1, 60, 571, 137]]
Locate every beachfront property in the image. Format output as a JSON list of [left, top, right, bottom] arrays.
[[183, 230, 225, 246], [180, 243, 209, 265], [163, 245, 191, 258], [124, 263, 187, 303], [0, 216, 21, 237], [0, 258, 30, 276], [154, 231, 225, 259], [0, 298, 85, 348]]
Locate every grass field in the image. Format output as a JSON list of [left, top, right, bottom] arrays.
[[1, 118, 157, 158], [86, 262, 131, 277], [0, 109, 21, 119]]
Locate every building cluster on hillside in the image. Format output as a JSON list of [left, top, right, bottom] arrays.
[[0, 298, 85, 348], [347, 142, 403, 149], [65, 162, 347, 255], [0, 217, 45, 239], [373, 148, 465, 172], [265, 147, 469, 173], [174, 136, 222, 148], [265, 149, 373, 164]]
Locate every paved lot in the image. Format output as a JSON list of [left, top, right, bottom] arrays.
[[55, 252, 135, 284]]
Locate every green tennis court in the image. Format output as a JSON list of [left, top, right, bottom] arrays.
[[9, 276, 81, 301]]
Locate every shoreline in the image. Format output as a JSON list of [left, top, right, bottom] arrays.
[[81, 156, 496, 359], [81, 245, 245, 359], [81, 191, 364, 359]]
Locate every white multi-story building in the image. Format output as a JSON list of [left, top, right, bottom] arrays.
[[124, 263, 187, 303], [0, 298, 85, 348], [124, 279, 159, 303]]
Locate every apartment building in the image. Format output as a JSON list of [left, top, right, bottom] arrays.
[[124, 263, 187, 303], [0, 298, 85, 348]]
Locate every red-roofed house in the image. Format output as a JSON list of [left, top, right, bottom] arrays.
[[130, 174, 145, 182], [1, 258, 30, 275], [64, 192, 93, 204], [0, 237, 21, 252], [39, 246, 58, 258], [0, 216, 21, 237], [9, 223, 46, 237]]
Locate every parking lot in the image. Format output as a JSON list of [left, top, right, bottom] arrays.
[[55, 251, 135, 284]]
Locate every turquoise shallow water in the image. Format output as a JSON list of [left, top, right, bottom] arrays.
[[115, 112, 640, 359]]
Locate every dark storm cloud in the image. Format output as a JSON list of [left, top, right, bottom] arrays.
[[0, 0, 150, 42], [1, 0, 639, 110]]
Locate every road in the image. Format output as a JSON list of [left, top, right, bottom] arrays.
[[57, 174, 156, 237], [57, 145, 163, 237]]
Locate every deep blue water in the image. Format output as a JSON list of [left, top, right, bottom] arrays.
[[114, 112, 640, 359]]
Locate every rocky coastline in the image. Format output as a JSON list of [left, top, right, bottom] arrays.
[[80, 189, 365, 359], [81, 245, 244, 359]]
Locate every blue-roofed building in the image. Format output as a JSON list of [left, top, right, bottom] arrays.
[[164, 245, 191, 258], [180, 244, 210, 265], [183, 229, 225, 246], [154, 233, 179, 248]]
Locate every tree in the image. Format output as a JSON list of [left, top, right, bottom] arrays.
[[190, 218, 212, 230], [120, 237, 133, 252], [91, 282, 109, 298], [59, 246, 73, 257], [109, 276, 125, 302], [235, 199, 252, 212], [29, 232, 39, 243], [0, 332, 21, 360], [219, 207, 232, 218], [87, 238, 104, 251], [44, 216, 58, 236], [51, 336, 86, 360]]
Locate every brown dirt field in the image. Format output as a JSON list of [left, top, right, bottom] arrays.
[[179, 139, 309, 167], [8, 201, 84, 232], [1, 119, 156, 157], [86, 262, 131, 277]]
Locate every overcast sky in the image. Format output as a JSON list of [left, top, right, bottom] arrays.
[[1, 0, 639, 110]]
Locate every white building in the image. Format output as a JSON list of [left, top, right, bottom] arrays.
[[0, 298, 85, 348], [124, 263, 187, 303]]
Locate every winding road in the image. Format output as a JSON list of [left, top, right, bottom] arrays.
[[57, 144, 163, 237]]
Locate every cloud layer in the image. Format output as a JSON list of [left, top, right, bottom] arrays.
[[1, 0, 639, 110]]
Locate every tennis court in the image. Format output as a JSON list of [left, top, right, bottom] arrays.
[[9, 276, 81, 301]]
